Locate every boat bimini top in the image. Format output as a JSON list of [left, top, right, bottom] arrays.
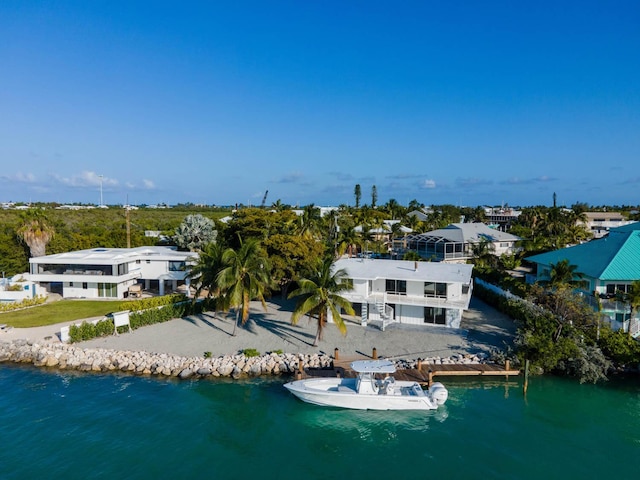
[[350, 360, 396, 374]]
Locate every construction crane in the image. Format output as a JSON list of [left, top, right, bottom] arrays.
[[260, 190, 269, 208]]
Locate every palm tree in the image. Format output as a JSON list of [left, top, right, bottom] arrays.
[[336, 224, 361, 258], [217, 237, 272, 336], [548, 259, 583, 287], [298, 204, 321, 239], [289, 256, 355, 346], [17, 209, 55, 258], [187, 242, 226, 312]]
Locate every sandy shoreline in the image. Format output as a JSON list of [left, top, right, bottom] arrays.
[[1, 297, 516, 361]]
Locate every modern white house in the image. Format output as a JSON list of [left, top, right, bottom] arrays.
[[335, 258, 474, 330], [28, 246, 195, 300]]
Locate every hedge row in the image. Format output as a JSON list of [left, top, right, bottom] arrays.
[[69, 296, 206, 343], [0, 296, 47, 313]]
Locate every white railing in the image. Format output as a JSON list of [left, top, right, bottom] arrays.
[[368, 291, 470, 309]]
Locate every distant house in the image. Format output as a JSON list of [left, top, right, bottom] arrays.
[[578, 212, 637, 239], [335, 258, 473, 329], [28, 246, 195, 299], [484, 206, 521, 232], [394, 223, 520, 263], [526, 223, 640, 335]]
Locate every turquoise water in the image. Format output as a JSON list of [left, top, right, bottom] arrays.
[[1, 365, 638, 480]]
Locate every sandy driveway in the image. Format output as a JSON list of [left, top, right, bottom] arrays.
[[2, 297, 516, 360]]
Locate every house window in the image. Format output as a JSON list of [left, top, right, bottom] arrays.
[[117, 263, 129, 275], [385, 279, 406, 295], [98, 283, 117, 298], [136, 260, 141, 264], [424, 307, 446, 325], [606, 284, 629, 296], [82, 283, 87, 289], [146, 260, 151, 264], [169, 261, 186, 272], [425, 282, 447, 298]]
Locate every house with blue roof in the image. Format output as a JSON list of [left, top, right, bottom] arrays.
[[526, 223, 640, 334]]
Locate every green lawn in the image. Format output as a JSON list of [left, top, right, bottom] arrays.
[[1, 300, 123, 328]]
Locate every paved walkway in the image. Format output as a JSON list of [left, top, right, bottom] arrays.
[[1, 297, 516, 360]]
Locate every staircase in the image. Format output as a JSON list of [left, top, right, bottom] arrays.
[[361, 303, 368, 326], [375, 298, 394, 331]]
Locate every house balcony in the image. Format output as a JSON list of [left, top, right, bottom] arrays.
[[29, 268, 142, 284], [343, 291, 472, 310]]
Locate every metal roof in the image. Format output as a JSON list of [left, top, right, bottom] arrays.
[[526, 226, 640, 281]]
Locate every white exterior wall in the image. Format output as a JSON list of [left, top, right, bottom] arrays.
[[138, 260, 168, 278], [493, 242, 517, 256], [62, 280, 133, 299]]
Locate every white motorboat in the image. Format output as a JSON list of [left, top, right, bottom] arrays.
[[283, 359, 448, 411]]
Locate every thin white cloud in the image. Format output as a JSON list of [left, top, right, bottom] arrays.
[[422, 179, 436, 189], [0, 172, 37, 183], [51, 171, 118, 188], [142, 179, 155, 189]]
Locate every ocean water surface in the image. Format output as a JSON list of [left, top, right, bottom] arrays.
[[1, 365, 638, 479]]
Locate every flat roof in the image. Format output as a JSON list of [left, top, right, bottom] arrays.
[[335, 258, 473, 284], [29, 246, 195, 264]]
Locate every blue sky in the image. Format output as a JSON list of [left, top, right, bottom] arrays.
[[1, 1, 638, 208]]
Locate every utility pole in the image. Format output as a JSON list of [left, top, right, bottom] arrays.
[[99, 174, 104, 207], [125, 195, 131, 248], [126, 207, 131, 248]]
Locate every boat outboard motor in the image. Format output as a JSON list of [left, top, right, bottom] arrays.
[[428, 382, 448, 405]]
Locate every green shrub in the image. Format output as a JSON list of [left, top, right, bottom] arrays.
[[68, 297, 204, 342], [0, 295, 47, 313], [242, 348, 260, 357], [204, 351, 212, 358], [69, 318, 114, 343]]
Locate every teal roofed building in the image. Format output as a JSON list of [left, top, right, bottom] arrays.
[[526, 222, 640, 335]]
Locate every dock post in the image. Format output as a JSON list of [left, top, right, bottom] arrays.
[[427, 370, 433, 388], [297, 358, 303, 380], [334, 348, 339, 360], [417, 358, 422, 371], [372, 347, 378, 359], [523, 359, 530, 396], [505, 359, 510, 380]]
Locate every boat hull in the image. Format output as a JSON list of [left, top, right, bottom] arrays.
[[284, 378, 439, 411]]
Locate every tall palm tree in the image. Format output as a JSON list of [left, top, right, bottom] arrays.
[[298, 204, 321, 239], [289, 256, 355, 346], [16, 209, 55, 258], [187, 242, 226, 312], [218, 237, 272, 336]]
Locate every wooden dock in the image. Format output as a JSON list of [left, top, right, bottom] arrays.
[[302, 356, 520, 387]]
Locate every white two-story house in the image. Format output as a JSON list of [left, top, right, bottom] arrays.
[[335, 258, 473, 330], [28, 246, 195, 300]]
